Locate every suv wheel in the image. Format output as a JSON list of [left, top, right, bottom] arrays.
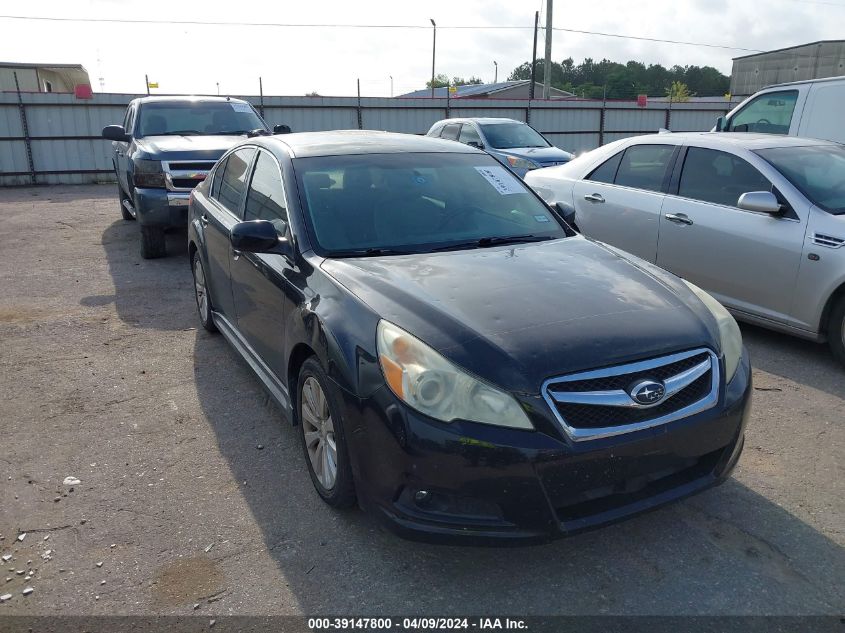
[[140, 225, 166, 259], [192, 251, 217, 333], [828, 295, 845, 367], [297, 358, 356, 508], [118, 185, 135, 221]]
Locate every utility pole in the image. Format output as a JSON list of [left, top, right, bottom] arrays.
[[390, 75, 393, 98], [543, 0, 553, 99], [430, 19, 437, 98], [493, 60, 498, 83], [529, 11, 539, 101], [145, 74, 150, 96]]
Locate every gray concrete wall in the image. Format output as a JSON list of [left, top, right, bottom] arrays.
[[731, 41, 845, 95]]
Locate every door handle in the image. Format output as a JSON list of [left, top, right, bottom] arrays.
[[584, 193, 605, 203], [665, 213, 694, 226], [199, 214, 209, 227]]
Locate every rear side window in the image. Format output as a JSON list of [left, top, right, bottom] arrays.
[[210, 157, 228, 199], [458, 124, 482, 146], [678, 147, 772, 208], [727, 90, 798, 135], [216, 147, 255, 214], [614, 145, 675, 192], [587, 151, 623, 184], [244, 151, 288, 233], [440, 123, 461, 141]]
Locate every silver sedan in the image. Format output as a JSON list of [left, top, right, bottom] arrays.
[[525, 132, 845, 366]]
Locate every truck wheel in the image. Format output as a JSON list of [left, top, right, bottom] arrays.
[[297, 357, 356, 508], [118, 185, 134, 221], [828, 296, 845, 367], [140, 225, 167, 259]]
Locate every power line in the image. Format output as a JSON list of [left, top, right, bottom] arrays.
[[0, 14, 764, 52]]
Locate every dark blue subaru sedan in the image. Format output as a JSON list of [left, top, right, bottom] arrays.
[[187, 130, 751, 544]]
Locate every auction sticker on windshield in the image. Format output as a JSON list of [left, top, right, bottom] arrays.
[[231, 103, 253, 112], [474, 165, 523, 195]]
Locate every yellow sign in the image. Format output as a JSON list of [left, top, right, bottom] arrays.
[[148, 82, 159, 89], [724, 92, 731, 100], [448, 86, 457, 93]]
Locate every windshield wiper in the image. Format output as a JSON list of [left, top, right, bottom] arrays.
[[209, 130, 249, 135], [156, 130, 203, 136], [330, 247, 417, 258], [430, 234, 553, 252]]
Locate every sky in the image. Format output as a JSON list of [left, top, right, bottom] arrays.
[[0, 0, 840, 97]]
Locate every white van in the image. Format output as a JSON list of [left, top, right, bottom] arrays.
[[715, 75, 845, 144]]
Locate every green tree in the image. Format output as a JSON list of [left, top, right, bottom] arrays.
[[666, 80, 691, 102], [425, 74, 484, 89]]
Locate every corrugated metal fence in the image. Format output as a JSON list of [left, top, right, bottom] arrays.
[[0, 91, 740, 187]]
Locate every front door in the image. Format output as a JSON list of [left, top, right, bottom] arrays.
[[230, 149, 295, 381], [656, 146, 806, 324]]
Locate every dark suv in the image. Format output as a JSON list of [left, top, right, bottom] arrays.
[[103, 96, 284, 258]]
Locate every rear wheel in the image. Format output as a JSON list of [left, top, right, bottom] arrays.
[[118, 184, 134, 221], [828, 296, 845, 367], [140, 225, 166, 259], [297, 358, 356, 508], [192, 251, 217, 333]]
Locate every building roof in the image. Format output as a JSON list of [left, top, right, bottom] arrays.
[[0, 61, 87, 70], [732, 39, 845, 60], [260, 130, 482, 158], [399, 80, 573, 99]]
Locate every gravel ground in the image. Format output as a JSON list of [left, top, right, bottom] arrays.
[[0, 185, 842, 616]]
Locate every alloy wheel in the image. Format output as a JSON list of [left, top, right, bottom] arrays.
[[194, 257, 209, 321], [301, 376, 337, 490]]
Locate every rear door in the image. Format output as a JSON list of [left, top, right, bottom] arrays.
[[573, 143, 677, 261], [203, 146, 256, 320], [230, 149, 294, 380], [116, 104, 135, 192], [656, 146, 806, 323]]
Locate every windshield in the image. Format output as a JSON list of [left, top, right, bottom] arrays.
[[136, 101, 265, 137], [479, 123, 550, 149], [294, 152, 567, 256], [756, 145, 845, 214]]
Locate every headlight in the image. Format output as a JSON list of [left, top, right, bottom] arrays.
[[133, 159, 166, 188], [376, 320, 533, 430], [682, 280, 742, 381], [505, 156, 538, 171]]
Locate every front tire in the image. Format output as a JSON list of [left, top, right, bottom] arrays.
[[297, 358, 356, 508], [192, 251, 217, 333], [140, 225, 166, 259], [828, 296, 845, 367]]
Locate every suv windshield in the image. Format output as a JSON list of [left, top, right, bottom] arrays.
[[756, 145, 845, 214], [136, 101, 265, 137], [478, 123, 550, 149], [294, 153, 567, 255]]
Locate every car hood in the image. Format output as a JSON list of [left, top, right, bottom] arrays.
[[493, 146, 573, 165], [321, 238, 720, 393], [135, 135, 246, 160]]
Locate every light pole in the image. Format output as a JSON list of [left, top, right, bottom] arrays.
[[390, 75, 394, 98], [493, 60, 498, 83], [430, 18, 436, 99]]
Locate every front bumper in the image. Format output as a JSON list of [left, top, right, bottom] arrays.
[[134, 188, 191, 228], [343, 351, 751, 545]]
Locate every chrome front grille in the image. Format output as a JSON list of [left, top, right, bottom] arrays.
[[541, 348, 720, 442], [163, 160, 217, 192]]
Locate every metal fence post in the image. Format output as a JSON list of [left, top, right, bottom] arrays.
[[599, 102, 606, 147], [356, 79, 363, 130], [13, 72, 36, 186], [259, 77, 265, 118], [665, 95, 672, 130], [446, 86, 450, 119]]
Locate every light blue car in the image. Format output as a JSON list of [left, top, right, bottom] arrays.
[[426, 117, 573, 178]]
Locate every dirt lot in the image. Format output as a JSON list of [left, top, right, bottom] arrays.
[[0, 185, 842, 616]]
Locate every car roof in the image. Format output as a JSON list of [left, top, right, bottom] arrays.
[[259, 130, 484, 158], [434, 117, 523, 126], [627, 131, 837, 151], [132, 95, 251, 105]]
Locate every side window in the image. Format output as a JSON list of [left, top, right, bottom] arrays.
[[678, 147, 772, 208], [216, 148, 255, 214], [122, 106, 135, 135], [587, 151, 623, 184], [614, 145, 676, 192], [440, 123, 461, 141], [458, 124, 482, 146], [727, 90, 799, 135], [210, 157, 228, 200], [244, 151, 288, 234]]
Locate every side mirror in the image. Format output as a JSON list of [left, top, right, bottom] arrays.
[[555, 201, 579, 233], [715, 116, 726, 132], [230, 220, 284, 253], [102, 125, 130, 142], [246, 128, 270, 138], [737, 191, 782, 215], [273, 124, 292, 134], [466, 140, 484, 150]]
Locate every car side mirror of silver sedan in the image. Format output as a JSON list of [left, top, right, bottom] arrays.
[[737, 191, 782, 215]]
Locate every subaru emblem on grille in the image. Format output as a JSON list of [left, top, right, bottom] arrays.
[[629, 380, 666, 406]]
